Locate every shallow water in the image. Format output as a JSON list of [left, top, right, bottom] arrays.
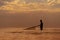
[[0, 28, 60, 40]]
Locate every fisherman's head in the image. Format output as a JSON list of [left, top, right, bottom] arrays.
[[40, 19, 42, 22]]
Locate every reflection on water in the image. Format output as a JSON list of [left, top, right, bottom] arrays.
[[0, 28, 60, 40], [30, 32, 60, 35]]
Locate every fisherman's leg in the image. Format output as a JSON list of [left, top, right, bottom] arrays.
[[40, 25, 43, 31]]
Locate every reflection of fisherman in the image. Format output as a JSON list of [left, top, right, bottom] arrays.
[[40, 20, 43, 31]]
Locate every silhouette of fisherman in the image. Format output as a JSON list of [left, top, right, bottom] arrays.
[[24, 19, 44, 31], [40, 19, 43, 31]]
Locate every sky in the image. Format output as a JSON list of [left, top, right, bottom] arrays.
[[0, 0, 60, 12], [0, 0, 60, 28]]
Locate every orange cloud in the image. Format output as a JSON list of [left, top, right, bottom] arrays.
[[0, 0, 60, 12]]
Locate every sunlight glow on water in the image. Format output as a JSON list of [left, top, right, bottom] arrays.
[[0, 28, 60, 40]]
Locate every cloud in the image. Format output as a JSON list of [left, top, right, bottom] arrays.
[[0, 0, 6, 6], [0, 0, 15, 6], [0, 0, 60, 12], [23, 0, 47, 3], [51, 4, 60, 8], [0, 0, 47, 10], [3, 0, 15, 2]]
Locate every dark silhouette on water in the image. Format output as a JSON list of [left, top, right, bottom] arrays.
[[40, 19, 43, 31], [24, 19, 43, 31]]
